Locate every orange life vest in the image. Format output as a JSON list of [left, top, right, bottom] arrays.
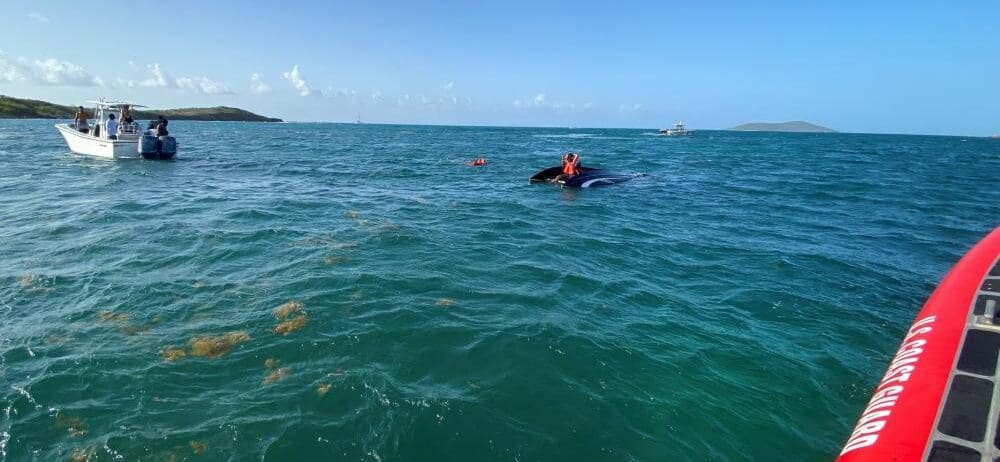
[[562, 157, 579, 175]]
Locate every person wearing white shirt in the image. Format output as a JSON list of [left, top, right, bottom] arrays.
[[106, 114, 119, 140]]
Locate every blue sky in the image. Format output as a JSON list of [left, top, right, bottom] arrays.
[[1, 1, 997, 135]]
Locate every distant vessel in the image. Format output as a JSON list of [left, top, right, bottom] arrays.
[[55, 99, 177, 160], [659, 122, 693, 136]]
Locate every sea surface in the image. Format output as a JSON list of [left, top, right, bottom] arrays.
[[1, 120, 998, 461]]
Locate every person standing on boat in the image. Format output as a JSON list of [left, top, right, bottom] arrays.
[[106, 114, 119, 140], [74, 106, 90, 133], [120, 105, 134, 125]]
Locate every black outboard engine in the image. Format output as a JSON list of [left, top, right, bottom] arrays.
[[138, 134, 178, 160]]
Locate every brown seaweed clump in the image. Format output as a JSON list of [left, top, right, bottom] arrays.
[[70, 446, 96, 462], [56, 414, 86, 437], [323, 255, 352, 266], [264, 358, 280, 369], [160, 347, 187, 362], [273, 301, 303, 320], [274, 315, 308, 336], [189, 441, 208, 454], [316, 383, 332, 396], [263, 367, 290, 385], [189, 332, 251, 358], [97, 310, 130, 323], [435, 298, 456, 307]]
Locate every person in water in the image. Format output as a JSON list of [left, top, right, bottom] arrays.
[[74, 106, 90, 132]]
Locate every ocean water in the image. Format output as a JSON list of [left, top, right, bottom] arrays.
[[1, 120, 998, 461]]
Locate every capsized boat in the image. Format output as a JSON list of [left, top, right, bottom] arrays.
[[55, 99, 177, 160], [837, 226, 1000, 462], [529, 166, 642, 188]]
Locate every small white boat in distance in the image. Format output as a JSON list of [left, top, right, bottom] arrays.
[[659, 122, 694, 136], [55, 99, 177, 159]]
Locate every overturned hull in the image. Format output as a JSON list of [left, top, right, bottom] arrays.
[[529, 166, 640, 188]]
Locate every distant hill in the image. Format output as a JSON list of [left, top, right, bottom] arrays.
[[729, 121, 836, 133], [0, 95, 282, 122]]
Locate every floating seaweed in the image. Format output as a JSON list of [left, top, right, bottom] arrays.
[[44, 334, 73, 345], [160, 347, 187, 362], [323, 255, 352, 266], [274, 315, 308, 336], [345, 210, 360, 220], [70, 446, 96, 462], [317, 383, 332, 396], [263, 367, 290, 385], [55, 414, 86, 437], [121, 324, 152, 336], [189, 332, 250, 358], [264, 358, 280, 369], [189, 441, 207, 454], [273, 301, 303, 320], [97, 310, 129, 323], [435, 298, 457, 307]]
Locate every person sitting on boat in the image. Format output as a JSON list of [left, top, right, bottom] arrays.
[[155, 116, 169, 137], [561, 152, 581, 175], [74, 106, 90, 132], [106, 114, 119, 140]]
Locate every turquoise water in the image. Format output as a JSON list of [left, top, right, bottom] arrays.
[[1, 120, 998, 461]]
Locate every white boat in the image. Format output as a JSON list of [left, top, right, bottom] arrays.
[[659, 122, 694, 136], [55, 99, 177, 160]]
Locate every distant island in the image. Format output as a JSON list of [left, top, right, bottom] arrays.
[[0, 95, 282, 122], [729, 121, 836, 133]]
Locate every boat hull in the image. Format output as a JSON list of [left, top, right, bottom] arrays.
[[56, 124, 140, 159], [837, 227, 1000, 462]]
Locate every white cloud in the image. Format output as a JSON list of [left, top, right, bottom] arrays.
[[177, 76, 233, 95], [249, 73, 269, 94], [27, 12, 49, 24], [533, 94, 546, 105], [140, 63, 176, 88], [32, 58, 102, 86], [0, 52, 28, 83], [282, 65, 311, 96], [0, 52, 101, 86], [443, 81, 454, 90]]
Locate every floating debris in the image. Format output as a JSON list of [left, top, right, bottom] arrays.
[[345, 210, 360, 220], [97, 310, 129, 323], [263, 367, 290, 385], [189, 332, 250, 358], [192, 281, 205, 288], [160, 347, 187, 362], [349, 290, 363, 301], [273, 301, 303, 320], [189, 441, 207, 455], [17, 274, 40, 287], [317, 383, 332, 396], [264, 358, 280, 369], [274, 315, 308, 336], [435, 298, 457, 307], [56, 414, 86, 438]]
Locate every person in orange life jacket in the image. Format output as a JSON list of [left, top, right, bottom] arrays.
[[553, 152, 581, 182]]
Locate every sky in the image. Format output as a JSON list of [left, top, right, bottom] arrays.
[[0, 0, 997, 135]]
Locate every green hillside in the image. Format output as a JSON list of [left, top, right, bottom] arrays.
[[0, 95, 282, 122]]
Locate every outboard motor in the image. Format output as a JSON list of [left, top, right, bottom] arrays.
[[138, 135, 178, 160]]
